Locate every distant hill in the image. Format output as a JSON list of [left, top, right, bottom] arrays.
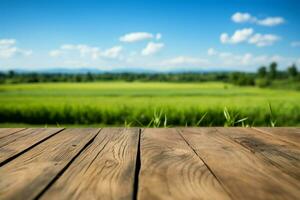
[[1, 67, 234, 74]]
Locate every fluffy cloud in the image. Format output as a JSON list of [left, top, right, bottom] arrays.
[[231, 12, 285, 27], [248, 34, 280, 47], [119, 32, 162, 43], [161, 56, 208, 66], [141, 42, 164, 56], [220, 28, 279, 47], [0, 38, 32, 59], [101, 46, 123, 58], [0, 39, 16, 47], [220, 28, 254, 44], [231, 12, 252, 23], [49, 44, 122, 59], [156, 33, 162, 40], [206, 48, 297, 70], [49, 50, 63, 57], [256, 17, 285, 26], [120, 32, 154, 42]]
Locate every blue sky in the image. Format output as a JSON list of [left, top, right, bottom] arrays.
[[0, 0, 300, 72]]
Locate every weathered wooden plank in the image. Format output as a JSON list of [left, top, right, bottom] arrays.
[[41, 128, 139, 200], [0, 128, 99, 200], [0, 128, 63, 165], [179, 128, 300, 200], [0, 128, 26, 140], [254, 127, 300, 147], [217, 127, 300, 180], [138, 128, 231, 200]]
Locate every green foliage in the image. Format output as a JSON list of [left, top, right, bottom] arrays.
[[287, 64, 298, 78], [223, 107, 248, 127], [269, 62, 278, 79], [268, 102, 277, 127], [0, 82, 299, 127], [124, 120, 133, 128], [230, 72, 255, 86], [195, 112, 207, 127], [258, 66, 267, 78], [147, 109, 168, 128], [1, 62, 299, 91], [0, 71, 231, 84], [255, 78, 271, 88]]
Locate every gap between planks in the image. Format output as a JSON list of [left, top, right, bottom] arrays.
[[0, 128, 101, 200], [1, 128, 299, 200]]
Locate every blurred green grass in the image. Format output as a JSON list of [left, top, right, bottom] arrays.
[[0, 82, 299, 126]]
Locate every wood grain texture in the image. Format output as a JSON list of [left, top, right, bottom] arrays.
[[0, 128, 63, 165], [0, 128, 99, 200], [0, 128, 26, 140], [217, 127, 300, 180], [254, 127, 300, 147], [41, 128, 139, 200], [138, 128, 231, 200], [180, 128, 300, 200]]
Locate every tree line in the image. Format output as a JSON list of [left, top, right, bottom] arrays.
[[229, 62, 299, 88], [0, 62, 299, 88]]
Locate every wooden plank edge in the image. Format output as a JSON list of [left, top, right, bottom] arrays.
[[35, 128, 102, 200], [0, 128, 65, 167]]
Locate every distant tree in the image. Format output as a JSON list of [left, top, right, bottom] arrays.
[[269, 62, 277, 79], [75, 75, 83, 82], [257, 66, 267, 78], [86, 72, 94, 82], [8, 70, 15, 78], [287, 64, 298, 78], [229, 72, 255, 86]]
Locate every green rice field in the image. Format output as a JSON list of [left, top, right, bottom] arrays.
[[0, 82, 299, 127]]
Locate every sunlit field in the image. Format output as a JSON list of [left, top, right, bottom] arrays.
[[0, 82, 299, 127]]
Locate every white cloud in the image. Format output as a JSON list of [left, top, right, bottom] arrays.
[[141, 42, 164, 56], [220, 28, 254, 44], [156, 33, 162, 40], [0, 38, 32, 59], [231, 12, 285, 26], [49, 44, 122, 59], [120, 32, 154, 43], [119, 32, 162, 43], [220, 28, 280, 47], [54, 44, 100, 58], [231, 12, 252, 23], [161, 56, 208, 66], [49, 50, 63, 57], [248, 34, 280, 47], [207, 48, 297, 70], [207, 48, 217, 56], [0, 39, 16, 47], [257, 17, 285, 27], [291, 41, 300, 47], [101, 46, 123, 58], [76, 45, 99, 58]]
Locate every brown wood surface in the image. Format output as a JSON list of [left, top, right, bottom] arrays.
[[0, 127, 299, 200], [179, 128, 300, 200], [254, 127, 300, 147], [41, 128, 139, 200], [0, 128, 63, 165], [138, 128, 231, 200], [0, 128, 99, 200], [217, 127, 300, 180], [0, 128, 26, 139]]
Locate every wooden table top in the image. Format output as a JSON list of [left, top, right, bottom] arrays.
[[0, 127, 299, 200]]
